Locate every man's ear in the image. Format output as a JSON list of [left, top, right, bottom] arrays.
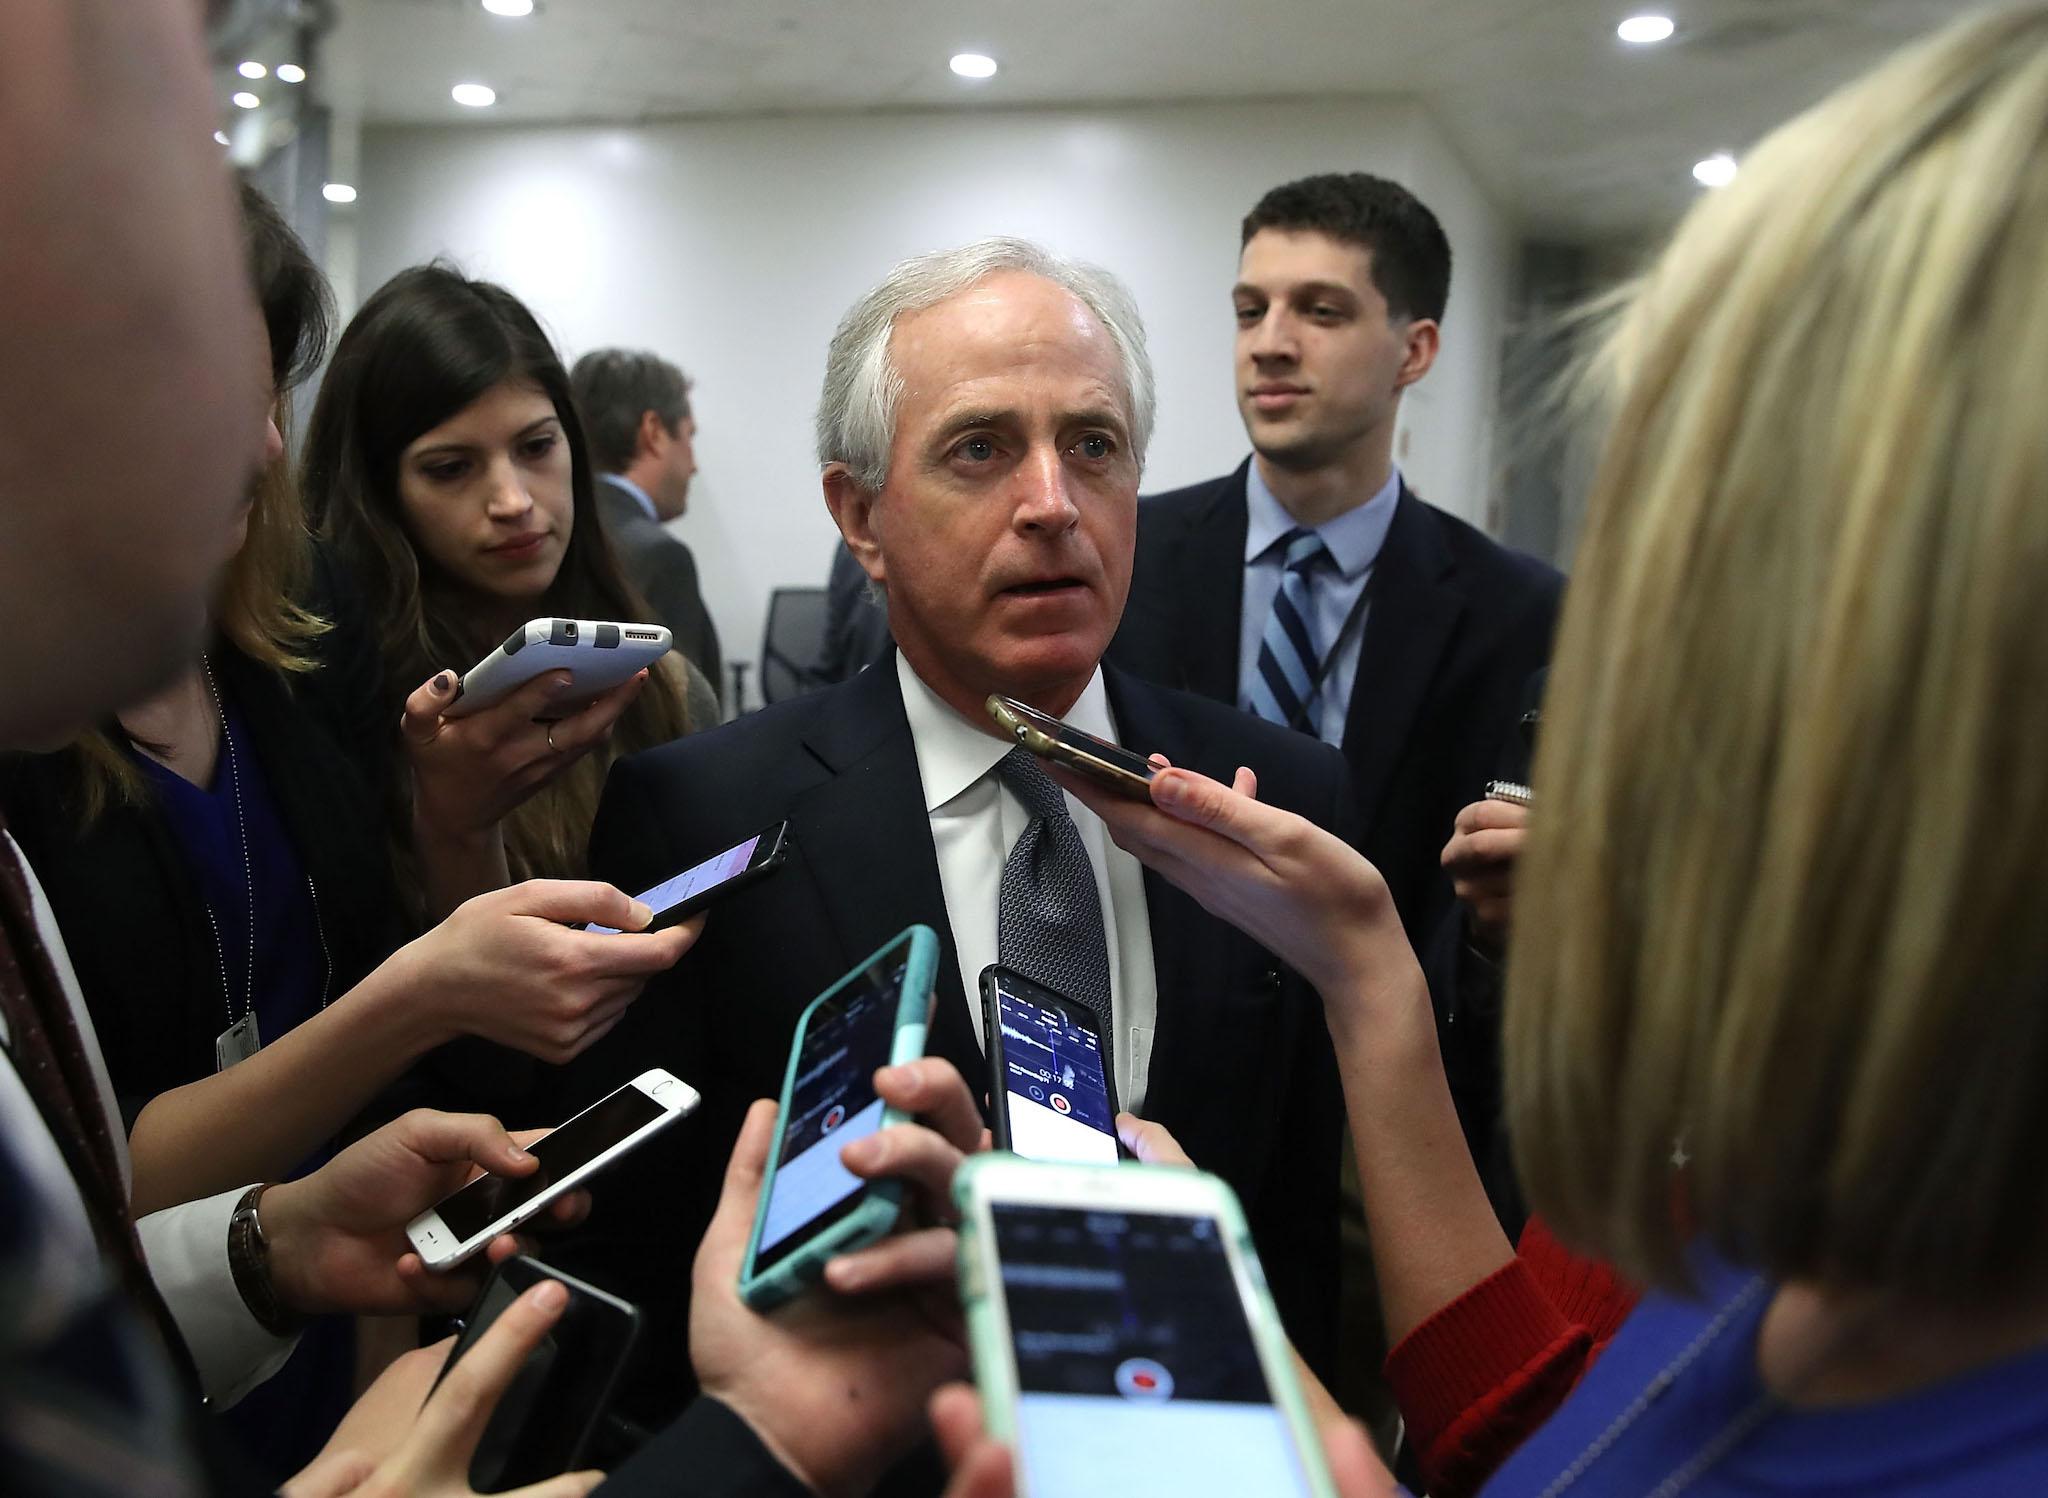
[[823, 465, 886, 586], [1395, 318, 1440, 392], [635, 408, 668, 461]]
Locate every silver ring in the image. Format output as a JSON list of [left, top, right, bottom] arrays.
[[545, 723, 559, 754]]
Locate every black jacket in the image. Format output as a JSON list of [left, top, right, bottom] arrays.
[[1108, 461, 1564, 947], [0, 646, 406, 1127], [550, 656, 1351, 1425]]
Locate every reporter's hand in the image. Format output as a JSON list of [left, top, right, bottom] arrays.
[[691, 1095, 972, 1498], [262, 1110, 590, 1318], [1056, 763, 1407, 1004], [297, 1337, 455, 1480], [929, 1383, 1398, 1498], [403, 666, 648, 845], [1440, 797, 1528, 953], [1113, 1112, 1195, 1167], [282, 1280, 602, 1498], [393, 880, 700, 1064]]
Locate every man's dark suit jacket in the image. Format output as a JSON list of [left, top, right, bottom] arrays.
[[595, 477, 724, 701], [1108, 460, 1564, 947], [553, 654, 1350, 1423]]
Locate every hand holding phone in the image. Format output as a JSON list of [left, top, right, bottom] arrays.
[[986, 695, 1157, 800], [407, 1069, 700, 1272], [446, 617, 671, 719], [737, 925, 941, 1308]]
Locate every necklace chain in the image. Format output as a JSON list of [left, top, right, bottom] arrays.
[[200, 658, 256, 1033]]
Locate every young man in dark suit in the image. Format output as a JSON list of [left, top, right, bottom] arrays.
[[571, 348, 725, 701], [1108, 172, 1562, 951], [557, 239, 1352, 1430], [1107, 172, 1563, 1443]]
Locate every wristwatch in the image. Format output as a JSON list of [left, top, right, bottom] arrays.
[[227, 1184, 308, 1337]]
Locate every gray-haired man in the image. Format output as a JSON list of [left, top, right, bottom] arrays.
[[571, 348, 724, 700], [556, 239, 1353, 1425]]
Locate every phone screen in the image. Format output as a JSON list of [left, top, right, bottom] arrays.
[[753, 947, 912, 1270], [586, 832, 766, 935], [435, 1085, 667, 1244], [991, 1203, 1314, 1497], [992, 974, 1118, 1165]]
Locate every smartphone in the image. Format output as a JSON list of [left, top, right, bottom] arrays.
[[406, 1069, 700, 1271], [980, 965, 1122, 1166], [585, 822, 790, 934], [436, 1256, 640, 1493], [445, 617, 671, 719], [985, 694, 1157, 800], [953, 1157, 1336, 1498], [737, 924, 940, 1309]]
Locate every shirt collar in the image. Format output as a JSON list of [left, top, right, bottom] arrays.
[[1243, 460, 1403, 581], [895, 652, 1117, 812], [599, 471, 659, 522]]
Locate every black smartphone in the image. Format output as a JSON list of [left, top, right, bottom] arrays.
[[587, 822, 790, 934], [980, 964, 1124, 1166], [985, 695, 1157, 800], [436, 1255, 641, 1493]]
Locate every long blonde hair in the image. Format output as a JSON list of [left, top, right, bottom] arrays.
[[1508, 5, 2048, 1306]]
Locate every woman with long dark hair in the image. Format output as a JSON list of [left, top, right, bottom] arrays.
[[304, 266, 715, 915]]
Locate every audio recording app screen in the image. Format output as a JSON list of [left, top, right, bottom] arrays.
[[993, 978, 1117, 1165], [754, 950, 909, 1266], [991, 1203, 1313, 1496]]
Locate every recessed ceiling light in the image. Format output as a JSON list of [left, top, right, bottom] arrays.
[[1693, 153, 1738, 188], [214, 130, 230, 145], [323, 182, 358, 204], [275, 63, 306, 84], [231, 91, 261, 110], [238, 60, 267, 79], [451, 82, 498, 107], [482, 0, 535, 14], [1617, 14, 1676, 45], [949, 53, 998, 80]]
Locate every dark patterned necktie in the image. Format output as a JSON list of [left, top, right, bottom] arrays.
[[1248, 527, 1330, 732], [995, 748, 1114, 1068]]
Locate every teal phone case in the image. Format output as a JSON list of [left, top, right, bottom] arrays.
[[736, 923, 939, 1309], [951, 1157, 1338, 1498]]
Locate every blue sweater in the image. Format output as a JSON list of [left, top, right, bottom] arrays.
[[1479, 1256, 2048, 1496]]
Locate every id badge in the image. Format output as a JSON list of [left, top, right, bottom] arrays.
[[215, 1012, 262, 1070]]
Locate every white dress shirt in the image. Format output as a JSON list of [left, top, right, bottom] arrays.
[[1237, 460, 1402, 746], [895, 654, 1160, 1113], [2, 833, 293, 1407]]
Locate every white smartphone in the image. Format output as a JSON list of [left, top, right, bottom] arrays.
[[953, 1157, 1336, 1498], [405, 1068, 699, 1271], [444, 618, 671, 719]]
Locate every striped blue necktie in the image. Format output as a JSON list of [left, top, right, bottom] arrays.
[[1248, 528, 1330, 733]]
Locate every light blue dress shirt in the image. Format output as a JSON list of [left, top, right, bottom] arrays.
[[599, 471, 659, 521], [1236, 461, 1401, 746]]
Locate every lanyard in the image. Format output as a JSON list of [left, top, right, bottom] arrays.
[[1279, 566, 1376, 736]]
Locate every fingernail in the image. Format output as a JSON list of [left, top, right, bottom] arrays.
[[508, 1145, 533, 1163], [875, 1063, 911, 1089], [1152, 772, 1186, 808], [529, 1280, 569, 1312], [828, 1256, 863, 1291], [433, 671, 452, 693], [840, 1136, 877, 1167], [629, 900, 653, 927]]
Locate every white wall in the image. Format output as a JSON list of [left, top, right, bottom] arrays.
[[355, 97, 1516, 699]]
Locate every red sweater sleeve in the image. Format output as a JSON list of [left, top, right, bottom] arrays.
[[1382, 1217, 1638, 1498]]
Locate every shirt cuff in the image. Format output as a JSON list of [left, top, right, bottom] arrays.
[[136, 1185, 298, 1409]]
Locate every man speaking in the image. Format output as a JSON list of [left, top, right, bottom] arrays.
[[560, 240, 1351, 1420]]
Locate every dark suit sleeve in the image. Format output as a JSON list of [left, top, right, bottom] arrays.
[[1243, 758, 1353, 1384], [596, 1398, 811, 1498]]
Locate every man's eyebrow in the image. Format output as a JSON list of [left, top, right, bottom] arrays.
[[1062, 404, 1131, 436], [927, 407, 1016, 445]]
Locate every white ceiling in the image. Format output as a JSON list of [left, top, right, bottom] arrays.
[[313, 0, 1970, 240]]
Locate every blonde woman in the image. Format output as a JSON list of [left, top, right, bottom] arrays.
[[939, 7, 2048, 1497]]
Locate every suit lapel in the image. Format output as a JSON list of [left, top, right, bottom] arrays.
[[786, 661, 980, 1084], [1343, 485, 1464, 830], [1170, 465, 1251, 702]]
